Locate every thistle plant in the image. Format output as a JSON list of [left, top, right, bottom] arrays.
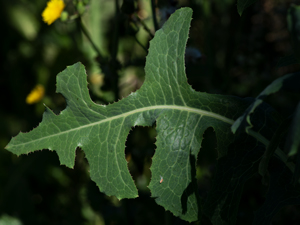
[[4, 0, 300, 224]]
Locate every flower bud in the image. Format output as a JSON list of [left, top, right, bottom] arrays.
[[60, 11, 68, 22]]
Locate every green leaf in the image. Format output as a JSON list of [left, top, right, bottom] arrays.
[[237, 0, 258, 16], [203, 102, 281, 225], [231, 72, 300, 135], [203, 134, 265, 225], [4, 7, 283, 222], [258, 116, 291, 179], [287, 102, 300, 157], [0, 214, 22, 225], [253, 158, 300, 225], [286, 102, 300, 184]]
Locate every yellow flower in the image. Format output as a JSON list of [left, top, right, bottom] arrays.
[[42, 0, 65, 25], [26, 84, 45, 104]]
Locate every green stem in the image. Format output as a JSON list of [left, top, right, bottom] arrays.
[[248, 129, 296, 180], [79, 18, 105, 64], [258, 116, 292, 177], [134, 13, 154, 38], [111, 0, 120, 60], [151, 0, 159, 31], [134, 35, 148, 53], [110, 0, 121, 101]]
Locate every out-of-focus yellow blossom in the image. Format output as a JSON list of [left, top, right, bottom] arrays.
[[42, 0, 65, 25], [26, 84, 45, 104], [89, 73, 104, 86]]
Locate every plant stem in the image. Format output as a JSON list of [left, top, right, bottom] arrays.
[[151, 0, 159, 31], [248, 129, 297, 182], [79, 18, 105, 65], [134, 13, 154, 38], [258, 116, 292, 177], [111, 0, 120, 60], [134, 35, 148, 53], [110, 0, 121, 101]]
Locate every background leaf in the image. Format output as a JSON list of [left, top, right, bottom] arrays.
[[203, 101, 282, 225], [258, 115, 292, 180], [231, 72, 300, 135], [203, 134, 265, 225], [286, 102, 300, 184], [253, 158, 300, 225], [287, 102, 300, 157]]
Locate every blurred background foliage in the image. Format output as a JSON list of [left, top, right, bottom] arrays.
[[1, 0, 300, 224]]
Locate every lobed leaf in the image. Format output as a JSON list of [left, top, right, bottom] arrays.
[[5, 7, 287, 222]]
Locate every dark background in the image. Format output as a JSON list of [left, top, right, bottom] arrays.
[[1, 0, 299, 224]]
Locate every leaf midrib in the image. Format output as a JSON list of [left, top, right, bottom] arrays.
[[9, 99, 293, 182], [9, 105, 234, 148]]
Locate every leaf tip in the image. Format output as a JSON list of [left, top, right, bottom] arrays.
[[5, 132, 23, 155], [237, 9, 243, 17], [231, 116, 242, 134]]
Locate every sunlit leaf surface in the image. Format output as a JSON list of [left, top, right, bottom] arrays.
[[6, 7, 291, 222]]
